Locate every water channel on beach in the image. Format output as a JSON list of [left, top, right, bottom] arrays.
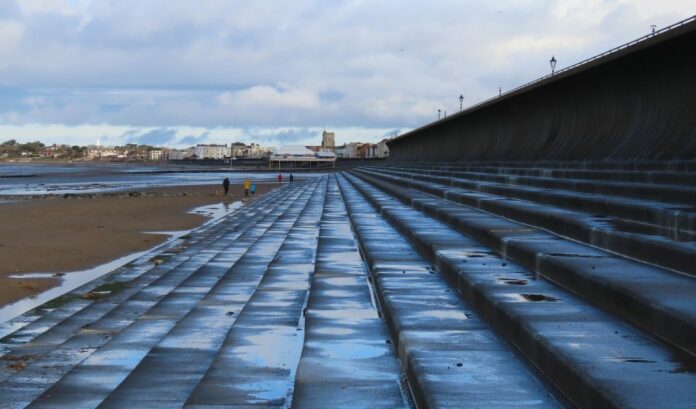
[[0, 162, 323, 195]]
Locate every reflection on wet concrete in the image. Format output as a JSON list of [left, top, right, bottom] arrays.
[[186, 178, 326, 407], [336, 174, 560, 408], [291, 179, 410, 408], [0, 184, 304, 406]]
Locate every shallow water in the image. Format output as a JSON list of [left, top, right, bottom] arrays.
[[0, 162, 324, 195]]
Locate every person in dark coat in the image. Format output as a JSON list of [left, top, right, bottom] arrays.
[[222, 177, 230, 196], [289, 173, 294, 183]]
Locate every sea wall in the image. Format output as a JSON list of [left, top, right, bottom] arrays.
[[387, 19, 696, 162]]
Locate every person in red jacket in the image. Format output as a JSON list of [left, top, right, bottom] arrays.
[[277, 173, 283, 183]]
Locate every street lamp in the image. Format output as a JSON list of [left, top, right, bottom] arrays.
[[459, 94, 464, 111], [438, 109, 441, 119], [550, 56, 557, 75]]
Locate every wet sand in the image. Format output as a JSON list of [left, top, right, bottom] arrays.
[[0, 183, 279, 307]]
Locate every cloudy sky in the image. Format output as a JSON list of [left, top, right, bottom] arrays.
[[0, 1, 693, 148]]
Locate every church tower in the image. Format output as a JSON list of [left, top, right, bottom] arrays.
[[321, 130, 336, 152]]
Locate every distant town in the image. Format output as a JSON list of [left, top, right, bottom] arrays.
[[0, 131, 391, 162]]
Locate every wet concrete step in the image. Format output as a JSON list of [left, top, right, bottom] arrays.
[[336, 174, 562, 409], [368, 166, 696, 238], [94, 180, 327, 409], [0, 185, 291, 358], [291, 177, 411, 409], [393, 159, 696, 172], [0, 183, 293, 372], [20, 182, 320, 409], [0, 182, 315, 408], [351, 170, 696, 357], [357, 167, 696, 275], [342, 172, 696, 409], [377, 166, 696, 205], [394, 164, 696, 185], [447, 167, 696, 186], [185, 178, 328, 408]]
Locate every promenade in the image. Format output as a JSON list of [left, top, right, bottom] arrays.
[[0, 166, 694, 408]]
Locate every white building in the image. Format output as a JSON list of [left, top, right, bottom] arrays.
[[166, 149, 189, 160], [335, 145, 346, 158], [375, 139, 390, 158], [194, 144, 229, 159], [148, 149, 163, 161], [87, 147, 123, 159], [343, 142, 362, 159]]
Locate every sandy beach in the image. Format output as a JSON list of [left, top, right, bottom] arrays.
[[0, 182, 279, 307]]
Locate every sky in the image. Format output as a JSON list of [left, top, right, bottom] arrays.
[[0, 1, 693, 148]]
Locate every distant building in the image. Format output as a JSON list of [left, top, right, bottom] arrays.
[[230, 142, 272, 159], [343, 142, 362, 159], [248, 143, 272, 158], [87, 146, 124, 159], [230, 142, 248, 158], [269, 145, 335, 169], [321, 130, 336, 151], [375, 139, 390, 158], [165, 149, 189, 160], [195, 144, 229, 160], [335, 144, 346, 158], [148, 149, 163, 161]]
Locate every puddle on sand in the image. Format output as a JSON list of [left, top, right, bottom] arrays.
[[0, 200, 243, 329]]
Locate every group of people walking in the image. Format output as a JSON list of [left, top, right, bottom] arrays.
[[221, 173, 294, 198]]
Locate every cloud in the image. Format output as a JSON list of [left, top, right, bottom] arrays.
[[0, 0, 693, 145], [132, 128, 178, 145]]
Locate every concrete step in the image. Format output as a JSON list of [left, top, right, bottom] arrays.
[[336, 174, 562, 409], [392, 159, 696, 172], [93, 179, 328, 409], [20, 181, 320, 409], [358, 167, 696, 275], [377, 165, 696, 205], [290, 176, 411, 409], [0, 182, 315, 408], [0, 184, 292, 367], [368, 166, 696, 238], [351, 169, 696, 357], [0, 186, 290, 356], [441, 167, 696, 186], [342, 171, 696, 409], [185, 178, 328, 408]]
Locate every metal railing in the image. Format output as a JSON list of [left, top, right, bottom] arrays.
[[475, 14, 696, 109]]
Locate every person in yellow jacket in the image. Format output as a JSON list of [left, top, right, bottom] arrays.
[[243, 177, 251, 197]]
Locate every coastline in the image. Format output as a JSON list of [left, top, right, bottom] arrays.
[[0, 183, 279, 308]]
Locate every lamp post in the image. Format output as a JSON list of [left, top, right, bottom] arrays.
[[438, 109, 441, 119], [550, 56, 557, 75], [459, 94, 463, 111]]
